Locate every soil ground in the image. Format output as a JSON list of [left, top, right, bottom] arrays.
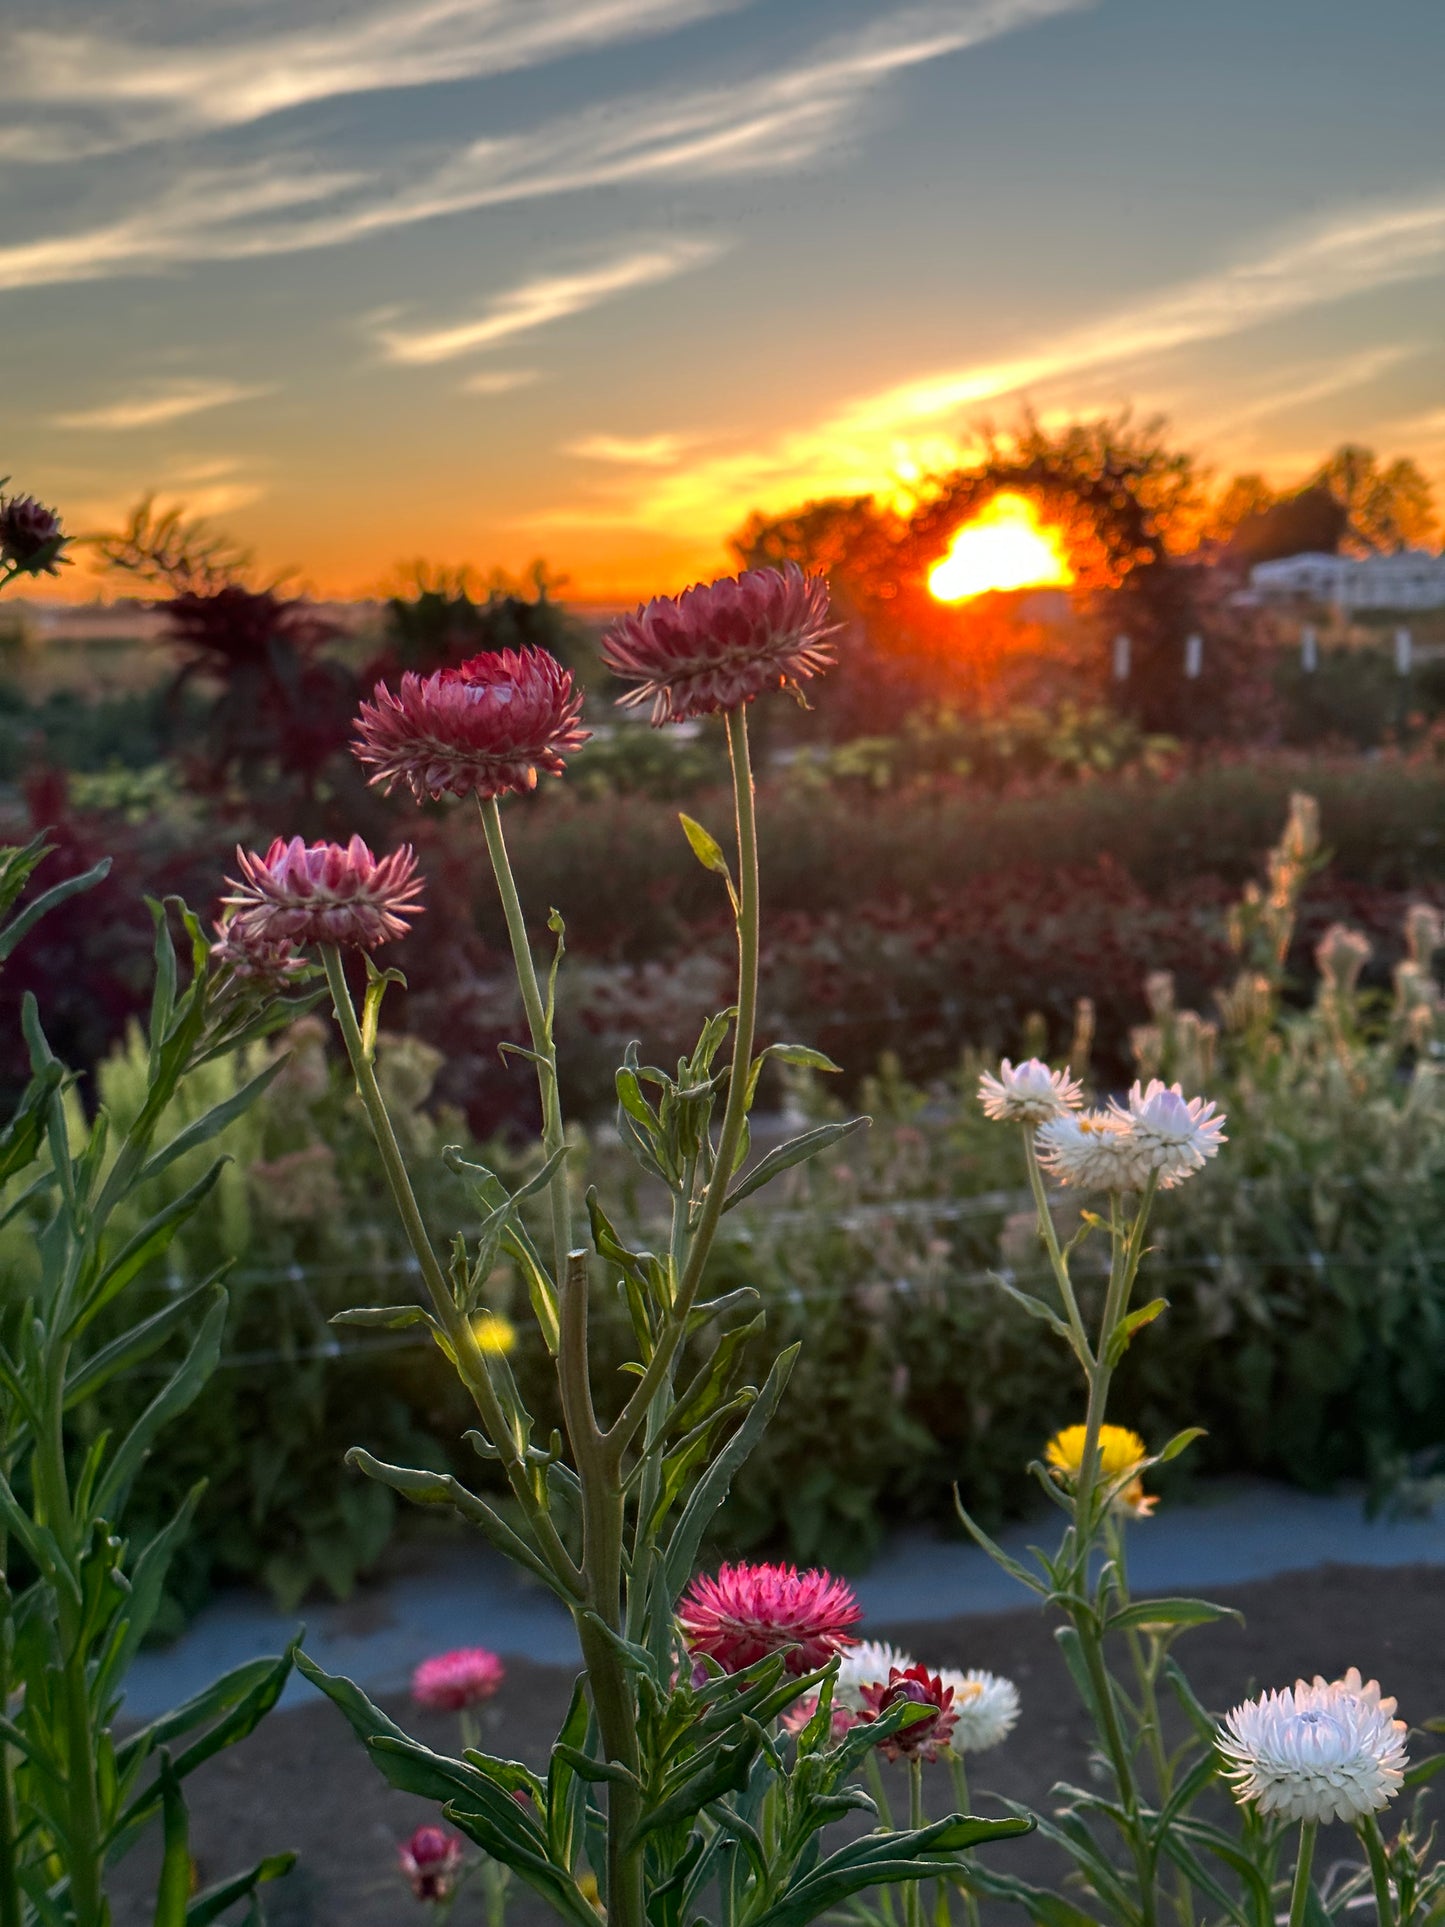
[[111, 1563, 1445, 1927]]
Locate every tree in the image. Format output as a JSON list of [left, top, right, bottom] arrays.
[[1311, 444, 1438, 554], [1228, 486, 1348, 566], [1208, 474, 1278, 544]]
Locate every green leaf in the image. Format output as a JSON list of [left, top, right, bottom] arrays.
[[139, 1057, 287, 1186], [344, 1449, 562, 1594], [664, 1345, 797, 1596], [153, 1754, 191, 1927], [0, 857, 111, 963], [1107, 1597, 1242, 1636], [721, 1116, 868, 1212], [329, 1303, 433, 1332], [70, 1166, 228, 1338], [96, 1288, 227, 1514], [67, 1277, 225, 1406], [678, 814, 732, 880], [1104, 1297, 1168, 1367], [749, 1816, 1034, 1927], [185, 1853, 297, 1927]]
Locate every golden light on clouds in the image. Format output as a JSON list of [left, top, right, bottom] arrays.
[[926, 492, 1073, 603]]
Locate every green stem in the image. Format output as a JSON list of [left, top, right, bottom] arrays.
[[1287, 1822, 1317, 1927], [480, 798, 570, 1284], [906, 1762, 925, 1927], [947, 1755, 982, 1927], [1358, 1815, 1396, 1927], [1073, 1179, 1157, 1542], [321, 947, 579, 1594], [1023, 1135, 1092, 1369], [604, 707, 761, 1458], [0, 1534, 18, 1927]]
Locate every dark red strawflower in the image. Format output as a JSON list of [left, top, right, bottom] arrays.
[[601, 564, 835, 725], [0, 493, 65, 574], [223, 836, 423, 949], [353, 646, 589, 802], [398, 1825, 463, 1902], [860, 1664, 957, 1763], [678, 1561, 861, 1676]]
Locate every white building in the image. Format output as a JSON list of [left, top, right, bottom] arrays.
[[1250, 550, 1445, 611]]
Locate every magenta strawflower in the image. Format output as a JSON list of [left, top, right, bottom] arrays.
[[223, 836, 422, 950], [353, 647, 589, 802], [398, 1825, 463, 1901], [860, 1664, 958, 1763], [411, 1646, 506, 1711], [781, 1693, 859, 1741], [601, 564, 836, 724], [678, 1560, 861, 1676], [0, 491, 65, 575]]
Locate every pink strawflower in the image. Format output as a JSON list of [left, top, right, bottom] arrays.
[[398, 1825, 463, 1901], [781, 1693, 859, 1741], [209, 914, 309, 988], [601, 564, 836, 724], [353, 647, 589, 802], [860, 1664, 958, 1763], [678, 1561, 861, 1676], [411, 1646, 506, 1711], [223, 836, 423, 949]]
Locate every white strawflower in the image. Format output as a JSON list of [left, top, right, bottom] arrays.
[[1218, 1668, 1407, 1824], [978, 1058, 1084, 1127], [1034, 1109, 1143, 1191], [938, 1669, 1020, 1752], [1109, 1079, 1225, 1189], [835, 1640, 914, 1710]]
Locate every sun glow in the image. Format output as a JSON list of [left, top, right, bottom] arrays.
[[927, 492, 1074, 603]]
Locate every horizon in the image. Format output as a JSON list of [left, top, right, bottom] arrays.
[[4, 0, 1443, 603]]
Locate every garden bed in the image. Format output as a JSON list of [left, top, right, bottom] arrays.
[[111, 1563, 1445, 1926]]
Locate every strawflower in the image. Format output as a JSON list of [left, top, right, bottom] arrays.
[[224, 836, 422, 950], [398, 1825, 464, 1901], [860, 1664, 957, 1763], [353, 647, 588, 803], [679, 1561, 861, 1676], [1110, 1079, 1226, 1188], [781, 1694, 858, 1741], [937, 1669, 1020, 1752], [835, 1640, 915, 1711], [0, 490, 65, 575], [209, 914, 309, 989], [1035, 1108, 1142, 1191], [1046, 1424, 1156, 1517], [412, 1647, 506, 1711], [601, 564, 835, 724], [978, 1057, 1084, 1127], [1219, 1668, 1407, 1824]]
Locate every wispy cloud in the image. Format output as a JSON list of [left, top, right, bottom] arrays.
[[555, 192, 1445, 538], [567, 432, 692, 465], [0, 0, 750, 162], [0, 1, 1089, 293], [52, 377, 273, 431], [375, 241, 723, 363], [461, 368, 543, 396]]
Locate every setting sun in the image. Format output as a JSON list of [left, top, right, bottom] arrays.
[[927, 492, 1075, 603]]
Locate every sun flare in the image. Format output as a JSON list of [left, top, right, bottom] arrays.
[[927, 492, 1074, 603]]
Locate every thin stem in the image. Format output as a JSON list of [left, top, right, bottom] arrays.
[[321, 946, 579, 1594], [604, 707, 761, 1457], [1358, 1815, 1396, 1927], [1287, 1822, 1317, 1927], [0, 1537, 19, 1927], [947, 1755, 983, 1927], [1073, 1178, 1157, 1542], [1023, 1135, 1092, 1368], [906, 1762, 926, 1927], [480, 798, 570, 1283]]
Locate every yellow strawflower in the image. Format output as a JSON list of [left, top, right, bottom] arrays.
[[471, 1312, 517, 1356], [1044, 1424, 1156, 1517]]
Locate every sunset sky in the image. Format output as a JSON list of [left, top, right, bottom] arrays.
[[5, 0, 1444, 601]]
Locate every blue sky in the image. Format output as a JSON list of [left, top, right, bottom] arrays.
[[4, 0, 1443, 597]]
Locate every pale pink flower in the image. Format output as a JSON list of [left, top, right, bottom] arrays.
[[224, 836, 422, 949], [601, 564, 835, 724], [398, 1825, 464, 1901], [860, 1665, 957, 1763], [678, 1561, 861, 1676], [209, 914, 309, 988], [353, 647, 589, 803], [780, 1693, 859, 1740], [1035, 1108, 1143, 1191], [1110, 1078, 1226, 1188], [411, 1646, 506, 1711], [978, 1058, 1084, 1126]]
